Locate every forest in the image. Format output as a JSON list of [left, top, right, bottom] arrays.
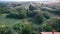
[[0, 2, 60, 34]]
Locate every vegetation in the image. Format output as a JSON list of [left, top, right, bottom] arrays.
[[0, 2, 60, 34]]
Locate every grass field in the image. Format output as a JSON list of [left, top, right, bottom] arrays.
[[0, 14, 23, 25]]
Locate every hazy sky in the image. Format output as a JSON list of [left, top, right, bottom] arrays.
[[0, 0, 58, 2]]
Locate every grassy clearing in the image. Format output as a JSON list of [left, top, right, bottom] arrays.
[[0, 14, 24, 25]]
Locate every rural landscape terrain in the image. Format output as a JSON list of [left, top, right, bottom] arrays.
[[0, 1, 60, 34]]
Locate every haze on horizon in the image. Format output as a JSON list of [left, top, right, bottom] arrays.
[[0, 0, 59, 2]]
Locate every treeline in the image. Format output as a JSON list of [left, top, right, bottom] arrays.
[[41, 4, 60, 15]]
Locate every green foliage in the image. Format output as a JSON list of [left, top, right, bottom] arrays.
[[43, 24, 52, 32], [27, 10, 37, 17], [1, 2, 60, 34], [13, 22, 34, 34], [43, 12, 50, 19], [20, 10, 27, 18], [0, 25, 7, 32], [0, 7, 7, 14], [6, 6, 27, 19], [4, 29, 13, 34], [6, 14, 25, 19], [35, 11, 43, 24], [0, 25, 13, 34], [51, 19, 60, 32], [43, 18, 60, 32], [29, 4, 36, 11], [22, 28, 30, 34]]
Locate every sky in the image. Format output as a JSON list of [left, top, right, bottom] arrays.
[[0, 0, 55, 1]]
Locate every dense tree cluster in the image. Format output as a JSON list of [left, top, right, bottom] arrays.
[[43, 18, 60, 32]]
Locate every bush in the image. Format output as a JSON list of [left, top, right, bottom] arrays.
[[0, 7, 7, 14], [43, 18, 60, 32], [13, 22, 34, 34], [6, 14, 25, 19], [43, 13, 50, 19], [43, 25, 52, 32]]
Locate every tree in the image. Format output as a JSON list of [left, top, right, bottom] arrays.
[[22, 29, 30, 34], [20, 10, 27, 18], [1, 25, 13, 34], [51, 19, 60, 32], [0, 7, 7, 14], [35, 10, 44, 24], [6, 7, 27, 19], [13, 22, 34, 34], [43, 24, 52, 32], [43, 18, 60, 32], [29, 4, 36, 11], [4, 29, 12, 34], [43, 12, 50, 19]]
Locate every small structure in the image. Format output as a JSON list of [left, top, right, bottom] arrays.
[[41, 32, 60, 34], [52, 29, 56, 34], [41, 29, 60, 34], [14, 31, 18, 34]]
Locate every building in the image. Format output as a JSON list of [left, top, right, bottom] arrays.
[[41, 32, 60, 34]]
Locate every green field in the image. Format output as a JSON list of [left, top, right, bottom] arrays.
[[0, 14, 23, 25]]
